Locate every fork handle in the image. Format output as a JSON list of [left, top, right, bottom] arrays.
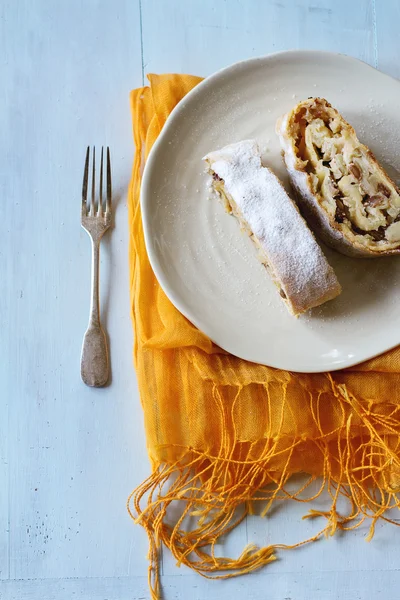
[[81, 323, 109, 387], [81, 239, 109, 387]]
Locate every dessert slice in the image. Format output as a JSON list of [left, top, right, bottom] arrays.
[[277, 97, 400, 257], [203, 140, 341, 316]]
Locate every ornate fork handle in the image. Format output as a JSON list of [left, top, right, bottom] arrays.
[[80, 147, 111, 387], [81, 236, 109, 387]]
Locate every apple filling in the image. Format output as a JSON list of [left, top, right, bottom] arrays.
[[294, 101, 400, 249]]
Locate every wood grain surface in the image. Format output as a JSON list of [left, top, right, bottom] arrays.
[[1, 1, 400, 599]]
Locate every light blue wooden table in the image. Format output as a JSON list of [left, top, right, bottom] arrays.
[[1, 1, 400, 599]]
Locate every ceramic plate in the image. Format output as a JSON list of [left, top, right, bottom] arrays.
[[141, 51, 400, 373]]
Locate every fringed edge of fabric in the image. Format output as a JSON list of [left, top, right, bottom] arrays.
[[128, 378, 400, 600]]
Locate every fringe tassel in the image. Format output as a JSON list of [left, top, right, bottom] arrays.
[[128, 379, 400, 599]]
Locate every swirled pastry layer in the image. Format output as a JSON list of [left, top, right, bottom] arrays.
[[277, 98, 400, 257]]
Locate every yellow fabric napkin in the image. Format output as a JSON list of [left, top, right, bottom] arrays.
[[128, 74, 400, 599]]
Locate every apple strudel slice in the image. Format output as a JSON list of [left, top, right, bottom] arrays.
[[277, 97, 400, 257], [203, 140, 341, 316]]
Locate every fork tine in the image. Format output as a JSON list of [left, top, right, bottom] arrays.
[[90, 146, 96, 216], [98, 147, 104, 215], [106, 147, 112, 213], [82, 146, 89, 215]]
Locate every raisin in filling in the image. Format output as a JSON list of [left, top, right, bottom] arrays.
[[294, 99, 400, 245]]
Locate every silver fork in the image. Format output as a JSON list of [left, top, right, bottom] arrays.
[[80, 146, 112, 387]]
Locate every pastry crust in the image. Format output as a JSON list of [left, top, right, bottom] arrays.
[[203, 140, 341, 316], [277, 97, 400, 258]]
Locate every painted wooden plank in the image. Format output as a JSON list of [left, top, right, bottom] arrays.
[[140, 0, 375, 77], [375, 0, 400, 79], [3, 569, 400, 600], [2, 0, 400, 598], [0, 341, 9, 580], [0, 0, 148, 582]]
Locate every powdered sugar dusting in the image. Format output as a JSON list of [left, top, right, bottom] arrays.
[[204, 140, 341, 313]]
